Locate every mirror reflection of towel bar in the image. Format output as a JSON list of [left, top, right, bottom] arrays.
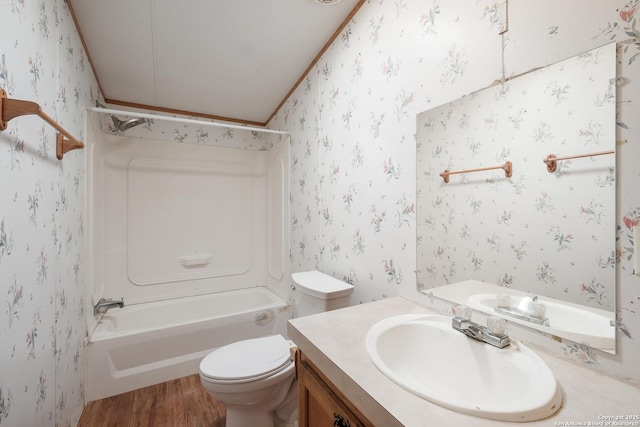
[[440, 161, 512, 183], [543, 150, 614, 172]]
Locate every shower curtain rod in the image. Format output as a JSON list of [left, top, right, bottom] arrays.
[[88, 107, 289, 136]]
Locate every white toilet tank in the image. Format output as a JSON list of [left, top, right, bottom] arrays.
[[291, 270, 354, 317]]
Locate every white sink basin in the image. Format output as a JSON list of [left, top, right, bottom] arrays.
[[365, 314, 563, 422], [467, 293, 615, 351]]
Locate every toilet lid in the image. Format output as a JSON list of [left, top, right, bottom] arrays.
[[200, 335, 293, 381]]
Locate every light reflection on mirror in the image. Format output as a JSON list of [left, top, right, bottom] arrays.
[[416, 42, 616, 353]]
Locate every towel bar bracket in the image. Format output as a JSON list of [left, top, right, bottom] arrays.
[[1, 88, 84, 159], [544, 154, 558, 172]]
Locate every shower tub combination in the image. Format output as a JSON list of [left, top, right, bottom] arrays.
[[86, 287, 290, 402], [84, 109, 291, 402]]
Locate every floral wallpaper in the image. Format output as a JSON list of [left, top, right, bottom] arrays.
[[0, 0, 99, 426], [1, 1, 640, 427], [269, 0, 640, 382], [416, 42, 616, 311]]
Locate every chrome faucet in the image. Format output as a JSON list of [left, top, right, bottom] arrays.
[[494, 293, 550, 326], [452, 316, 510, 349], [94, 298, 124, 316]]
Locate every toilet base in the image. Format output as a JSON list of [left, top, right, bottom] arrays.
[[226, 408, 275, 427], [226, 408, 298, 427], [274, 378, 298, 427], [223, 378, 298, 427]]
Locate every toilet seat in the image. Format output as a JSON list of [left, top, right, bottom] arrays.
[[200, 335, 294, 384]]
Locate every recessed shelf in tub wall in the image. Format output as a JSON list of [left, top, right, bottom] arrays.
[[0, 89, 84, 159], [179, 254, 213, 269]]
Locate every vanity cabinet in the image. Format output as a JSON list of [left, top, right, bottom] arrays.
[[296, 350, 373, 427]]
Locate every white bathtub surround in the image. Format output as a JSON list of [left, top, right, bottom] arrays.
[[86, 286, 289, 402], [288, 298, 640, 426], [85, 110, 291, 309], [84, 109, 292, 401]]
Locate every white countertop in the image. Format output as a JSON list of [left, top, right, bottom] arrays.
[[288, 297, 640, 426]]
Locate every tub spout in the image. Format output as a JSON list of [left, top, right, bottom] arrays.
[[94, 298, 125, 316]]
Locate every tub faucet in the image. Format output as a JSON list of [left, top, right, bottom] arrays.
[[452, 316, 510, 349], [94, 298, 124, 316]]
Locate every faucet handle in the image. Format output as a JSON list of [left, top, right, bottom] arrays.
[[487, 316, 507, 336], [529, 301, 547, 318], [453, 305, 472, 321], [496, 293, 512, 308]]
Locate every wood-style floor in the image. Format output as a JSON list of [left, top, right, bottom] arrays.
[[77, 374, 226, 427]]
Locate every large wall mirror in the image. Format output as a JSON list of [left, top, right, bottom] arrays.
[[416, 42, 617, 353]]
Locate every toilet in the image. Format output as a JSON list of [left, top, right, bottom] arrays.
[[199, 270, 355, 427]]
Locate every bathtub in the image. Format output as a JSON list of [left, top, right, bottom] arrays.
[[85, 286, 290, 402]]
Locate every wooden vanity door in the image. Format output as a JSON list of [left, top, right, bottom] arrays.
[[297, 351, 370, 427]]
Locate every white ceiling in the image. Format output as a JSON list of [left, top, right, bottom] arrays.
[[70, 0, 362, 125]]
